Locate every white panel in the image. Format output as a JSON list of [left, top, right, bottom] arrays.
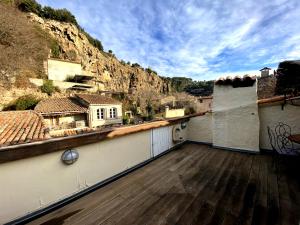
[[152, 126, 172, 157]]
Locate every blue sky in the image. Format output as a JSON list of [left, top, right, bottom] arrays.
[[38, 0, 300, 80]]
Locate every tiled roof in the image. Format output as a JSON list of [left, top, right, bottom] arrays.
[[0, 111, 50, 147], [76, 94, 121, 105], [215, 75, 256, 88], [50, 127, 95, 138], [35, 97, 88, 115]]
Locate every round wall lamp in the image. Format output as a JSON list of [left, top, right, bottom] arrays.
[[181, 121, 187, 129], [61, 149, 79, 165]]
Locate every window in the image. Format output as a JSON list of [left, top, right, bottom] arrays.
[[96, 108, 105, 120], [109, 108, 117, 118]]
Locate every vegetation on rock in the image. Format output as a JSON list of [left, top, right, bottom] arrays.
[[40, 80, 59, 96], [3, 95, 39, 110], [145, 67, 157, 75], [169, 77, 213, 96], [276, 60, 300, 96], [15, 0, 103, 51], [0, 2, 49, 87]]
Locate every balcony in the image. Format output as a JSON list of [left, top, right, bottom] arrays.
[[26, 143, 300, 225], [0, 86, 300, 224]]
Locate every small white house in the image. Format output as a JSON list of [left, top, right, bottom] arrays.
[[35, 94, 122, 130], [76, 94, 122, 127]]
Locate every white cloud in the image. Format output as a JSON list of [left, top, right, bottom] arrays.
[[38, 0, 300, 80]]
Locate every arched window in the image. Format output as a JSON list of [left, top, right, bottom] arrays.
[[97, 108, 105, 120], [109, 107, 117, 118]]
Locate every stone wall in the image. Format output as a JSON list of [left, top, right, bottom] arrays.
[[257, 76, 277, 99], [27, 13, 172, 97]]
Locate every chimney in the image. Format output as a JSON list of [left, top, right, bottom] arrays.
[[259, 67, 271, 77], [165, 105, 169, 112]]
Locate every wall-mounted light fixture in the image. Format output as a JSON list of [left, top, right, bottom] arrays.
[[181, 121, 187, 129], [61, 149, 79, 165]]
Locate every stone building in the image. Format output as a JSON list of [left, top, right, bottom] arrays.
[[35, 94, 122, 130]]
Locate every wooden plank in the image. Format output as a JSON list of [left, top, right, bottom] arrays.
[[266, 156, 280, 225], [26, 144, 300, 225], [231, 155, 259, 225], [277, 156, 300, 225], [30, 144, 191, 225], [251, 155, 268, 225]]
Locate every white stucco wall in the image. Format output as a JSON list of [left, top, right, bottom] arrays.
[[44, 114, 86, 129], [47, 59, 82, 81], [164, 108, 185, 118], [0, 130, 151, 224], [29, 78, 97, 92], [187, 113, 212, 144], [259, 103, 300, 150], [89, 104, 122, 127], [196, 98, 212, 113], [59, 115, 83, 123], [212, 83, 260, 152]]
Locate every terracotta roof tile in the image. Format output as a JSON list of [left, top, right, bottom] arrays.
[[0, 111, 50, 147], [215, 75, 257, 87], [76, 94, 121, 105], [50, 127, 95, 138], [35, 97, 88, 115]]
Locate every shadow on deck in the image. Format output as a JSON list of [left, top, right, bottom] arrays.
[[28, 143, 300, 225]]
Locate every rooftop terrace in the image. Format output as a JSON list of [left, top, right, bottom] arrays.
[[1, 80, 299, 224], [27, 143, 300, 225]]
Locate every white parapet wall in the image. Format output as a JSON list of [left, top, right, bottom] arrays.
[[164, 107, 185, 118], [212, 83, 260, 152], [0, 130, 151, 224], [47, 58, 82, 81], [259, 102, 300, 150], [0, 122, 186, 224]]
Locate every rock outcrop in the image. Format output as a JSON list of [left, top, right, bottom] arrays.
[[27, 13, 172, 96]]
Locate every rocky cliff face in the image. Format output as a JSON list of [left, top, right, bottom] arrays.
[[28, 13, 171, 96]]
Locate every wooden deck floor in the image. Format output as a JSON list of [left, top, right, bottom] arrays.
[[28, 143, 300, 225]]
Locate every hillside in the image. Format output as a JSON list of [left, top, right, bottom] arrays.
[[0, 1, 172, 106], [28, 13, 171, 93]]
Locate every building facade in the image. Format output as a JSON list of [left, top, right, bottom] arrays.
[[35, 94, 122, 130]]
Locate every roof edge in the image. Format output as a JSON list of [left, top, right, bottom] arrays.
[[0, 112, 207, 163]]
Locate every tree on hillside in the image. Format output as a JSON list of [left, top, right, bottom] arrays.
[[170, 77, 193, 92], [276, 60, 300, 96], [15, 0, 103, 51], [184, 80, 214, 96], [131, 63, 141, 68], [169, 77, 214, 96], [15, 0, 42, 14]]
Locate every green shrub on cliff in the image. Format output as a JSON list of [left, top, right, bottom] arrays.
[[40, 80, 55, 96], [15, 0, 103, 51], [15, 95, 39, 110], [3, 95, 39, 110], [16, 0, 42, 14]]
